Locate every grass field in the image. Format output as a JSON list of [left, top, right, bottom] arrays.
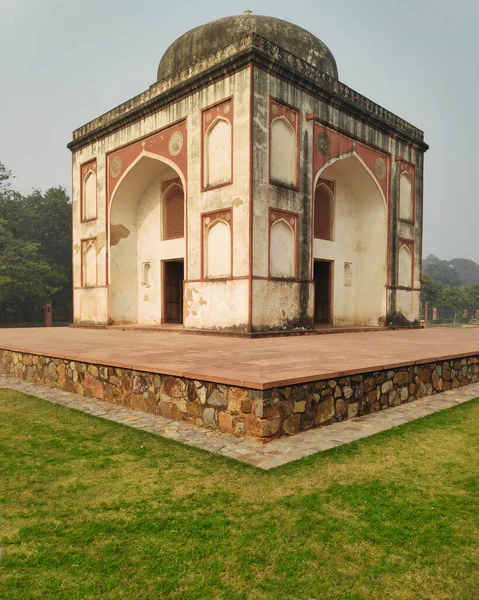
[[1, 389, 478, 600]]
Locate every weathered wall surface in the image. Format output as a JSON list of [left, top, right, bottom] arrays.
[[72, 68, 251, 329], [2, 349, 477, 441], [252, 66, 423, 329], [71, 49, 425, 331]]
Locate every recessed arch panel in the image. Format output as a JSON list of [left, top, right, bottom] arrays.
[[204, 118, 232, 187]]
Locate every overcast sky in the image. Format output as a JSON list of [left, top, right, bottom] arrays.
[[1, 0, 477, 261]]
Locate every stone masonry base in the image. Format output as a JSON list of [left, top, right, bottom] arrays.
[[1, 349, 478, 441]]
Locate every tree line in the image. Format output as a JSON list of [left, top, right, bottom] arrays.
[[0, 162, 72, 323], [421, 274, 479, 323]]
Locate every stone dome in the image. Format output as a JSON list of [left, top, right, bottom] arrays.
[[157, 12, 338, 81]]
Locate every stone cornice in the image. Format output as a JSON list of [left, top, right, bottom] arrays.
[[68, 33, 427, 152]]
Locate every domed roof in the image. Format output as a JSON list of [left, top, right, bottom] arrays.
[[157, 12, 338, 81]]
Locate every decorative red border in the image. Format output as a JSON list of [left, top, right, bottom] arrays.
[[398, 237, 414, 289], [80, 237, 98, 288], [201, 97, 234, 191], [396, 157, 416, 225], [105, 118, 188, 288], [201, 207, 234, 280], [80, 159, 97, 223], [268, 98, 300, 190], [106, 119, 187, 204], [268, 208, 299, 280]]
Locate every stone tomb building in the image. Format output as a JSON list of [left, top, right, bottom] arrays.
[[68, 12, 428, 334]]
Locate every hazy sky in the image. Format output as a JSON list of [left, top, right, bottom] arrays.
[[1, 0, 477, 261]]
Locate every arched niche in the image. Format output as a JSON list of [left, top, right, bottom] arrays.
[[82, 171, 97, 220], [82, 239, 97, 287], [314, 184, 333, 240], [314, 153, 387, 326], [398, 244, 413, 288], [270, 219, 295, 278], [163, 184, 184, 240], [108, 154, 185, 325], [399, 173, 413, 221], [205, 219, 231, 278], [204, 118, 232, 187], [270, 117, 296, 187]]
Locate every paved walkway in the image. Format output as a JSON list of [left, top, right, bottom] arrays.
[[1, 327, 479, 389], [2, 375, 477, 470]]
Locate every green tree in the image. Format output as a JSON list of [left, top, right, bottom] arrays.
[[0, 163, 72, 322], [421, 274, 443, 306], [466, 284, 479, 313], [438, 286, 468, 324], [0, 220, 66, 321], [424, 260, 461, 287]]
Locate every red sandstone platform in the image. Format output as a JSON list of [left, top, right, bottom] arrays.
[[1, 328, 479, 390]]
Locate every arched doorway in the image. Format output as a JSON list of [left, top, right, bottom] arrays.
[[108, 154, 186, 325], [313, 153, 387, 326]]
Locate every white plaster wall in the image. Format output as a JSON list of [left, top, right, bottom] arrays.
[[270, 118, 295, 186], [184, 280, 248, 330], [397, 289, 420, 322], [252, 280, 312, 330], [399, 174, 413, 221], [205, 119, 232, 187], [270, 220, 295, 278], [72, 69, 251, 327], [398, 245, 412, 288], [75, 287, 108, 324], [206, 221, 231, 278], [83, 172, 97, 220], [72, 149, 108, 324], [251, 67, 423, 329], [316, 155, 387, 326]]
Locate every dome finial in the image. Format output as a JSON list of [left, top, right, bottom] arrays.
[[243, 9, 253, 15]]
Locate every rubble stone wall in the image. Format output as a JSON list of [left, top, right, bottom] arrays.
[[1, 349, 477, 441]]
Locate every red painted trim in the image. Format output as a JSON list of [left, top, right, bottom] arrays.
[[106, 119, 187, 203], [397, 160, 416, 225], [79, 158, 98, 223]]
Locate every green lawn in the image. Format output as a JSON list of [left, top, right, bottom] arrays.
[[0, 390, 478, 600]]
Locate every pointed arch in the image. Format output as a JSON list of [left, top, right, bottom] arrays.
[[399, 172, 413, 221], [314, 183, 334, 240], [314, 152, 388, 326], [81, 238, 97, 287], [205, 219, 232, 278], [108, 152, 186, 325], [270, 116, 297, 187], [204, 117, 232, 188], [163, 183, 185, 240], [82, 170, 97, 221], [109, 150, 186, 211], [270, 218, 295, 278], [398, 243, 413, 288], [315, 150, 387, 209]]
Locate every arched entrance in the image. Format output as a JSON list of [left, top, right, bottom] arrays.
[[108, 154, 186, 325], [313, 153, 387, 326]]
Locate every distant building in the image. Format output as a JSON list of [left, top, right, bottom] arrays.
[[68, 12, 428, 334]]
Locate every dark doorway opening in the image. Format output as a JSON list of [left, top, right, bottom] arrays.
[[314, 260, 332, 324], [163, 260, 184, 323]]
